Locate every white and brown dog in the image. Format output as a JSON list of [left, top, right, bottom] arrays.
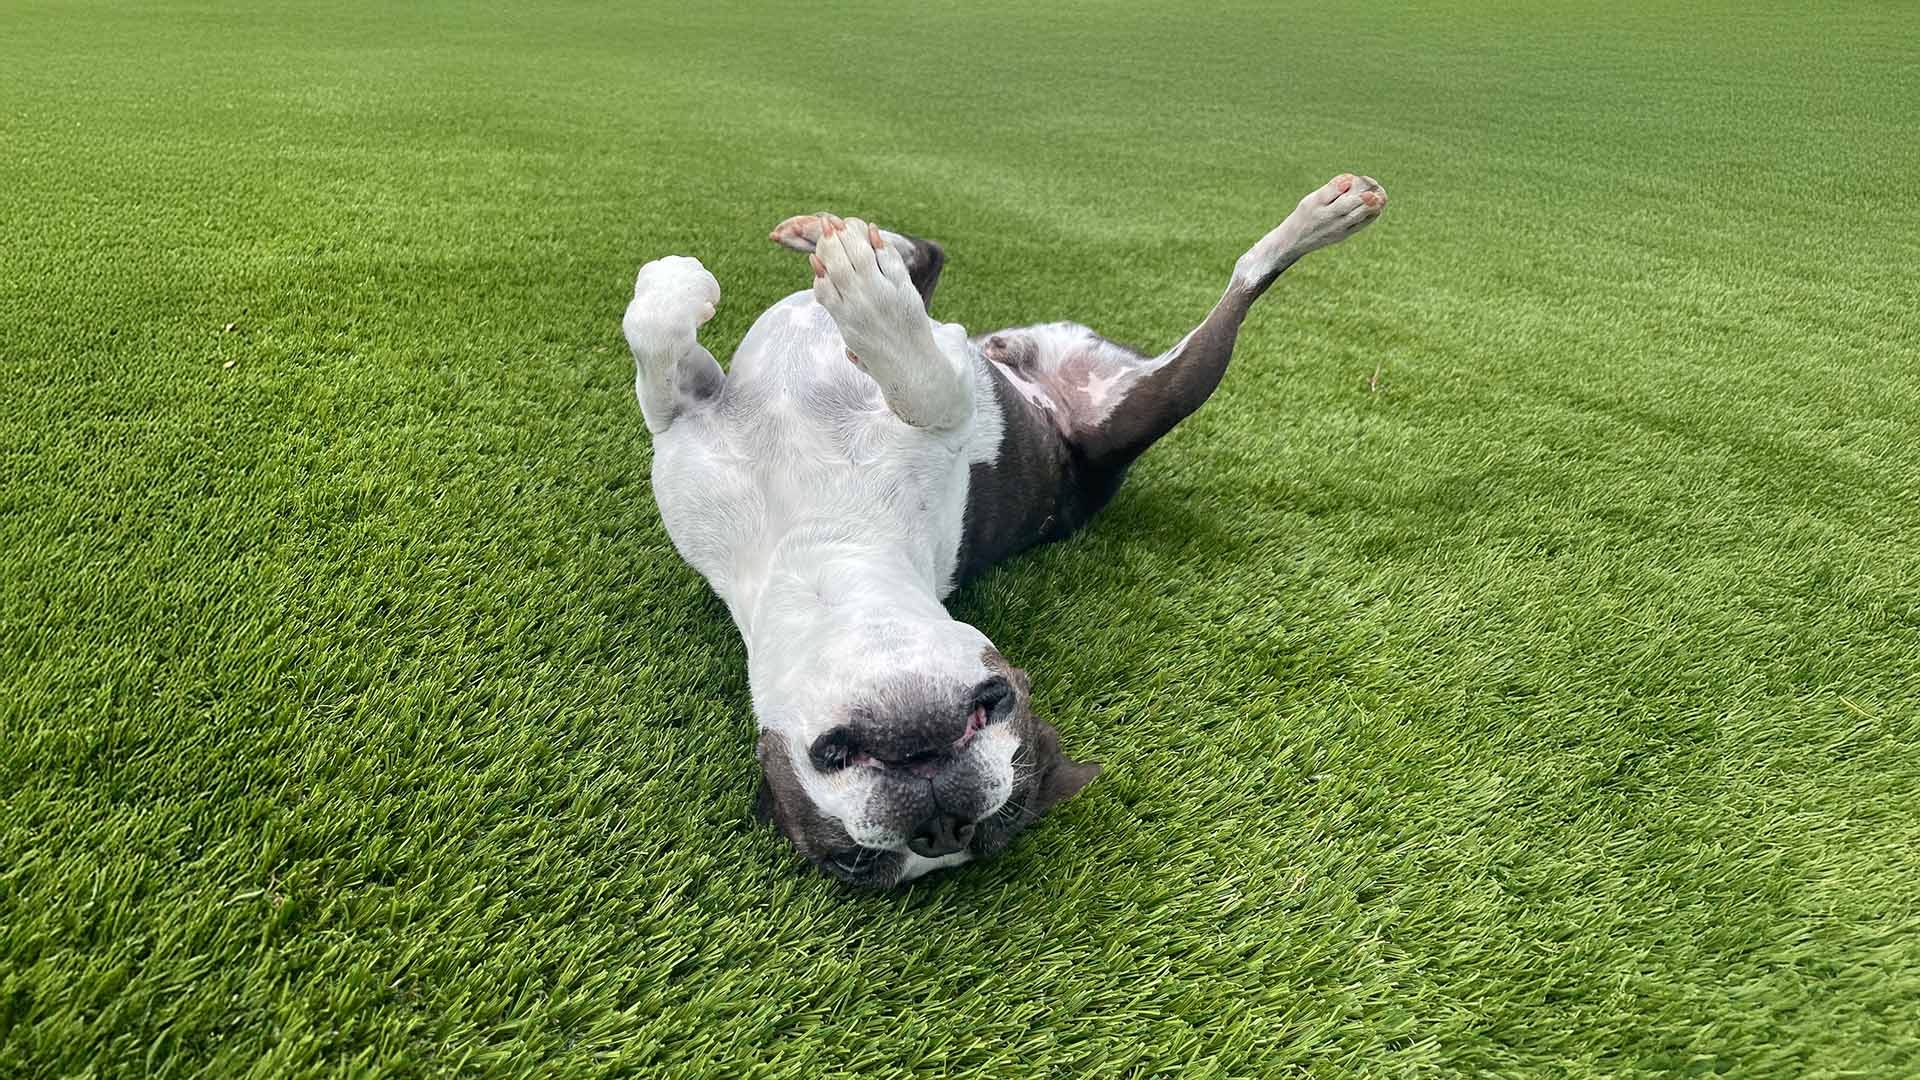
[[622, 174, 1386, 886]]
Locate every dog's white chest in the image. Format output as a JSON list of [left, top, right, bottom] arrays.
[[649, 292, 977, 623], [726, 291, 863, 391]]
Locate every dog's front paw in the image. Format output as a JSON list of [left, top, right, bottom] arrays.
[[625, 255, 720, 349], [809, 215, 932, 367]]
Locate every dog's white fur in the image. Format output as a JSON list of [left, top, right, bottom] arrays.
[[624, 177, 1384, 881]]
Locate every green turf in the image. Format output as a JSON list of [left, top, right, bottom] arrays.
[[4, 0, 1918, 1075]]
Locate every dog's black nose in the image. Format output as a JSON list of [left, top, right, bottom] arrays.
[[907, 813, 975, 858]]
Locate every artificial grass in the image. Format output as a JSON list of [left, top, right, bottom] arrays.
[[3, 0, 1917, 1075]]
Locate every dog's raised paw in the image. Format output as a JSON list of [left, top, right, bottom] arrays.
[[1234, 173, 1388, 287], [1290, 172, 1387, 252], [769, 214, 827, 253], [625, 255, 719, 349], [809, 214, 929, 361]]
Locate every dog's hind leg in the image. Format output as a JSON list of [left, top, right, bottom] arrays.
[[771, 213, 946, 308], [622, 255, 726, 434], [1077, 174, 1387, 468]]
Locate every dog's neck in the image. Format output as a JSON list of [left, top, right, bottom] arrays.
[[729, 529, 956, 713]]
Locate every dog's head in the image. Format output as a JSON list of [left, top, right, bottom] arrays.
[[754, 642, 1099, 888]]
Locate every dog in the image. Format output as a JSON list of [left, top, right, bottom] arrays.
[[621, 173, 1386, 886]]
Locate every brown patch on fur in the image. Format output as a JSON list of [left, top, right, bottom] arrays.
[[956, 355, 1125, 581]]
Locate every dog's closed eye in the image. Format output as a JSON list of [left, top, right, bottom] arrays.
[[808, 726, 857, 772], [808, 675, 1014, 775]]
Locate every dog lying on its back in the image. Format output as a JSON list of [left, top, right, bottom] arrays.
[[622, 174, 1387, 886]]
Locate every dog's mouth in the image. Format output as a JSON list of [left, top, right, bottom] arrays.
[[844, 703, 992, 780], [818, 780, 1040, 885], [822, 845, 907, 886]]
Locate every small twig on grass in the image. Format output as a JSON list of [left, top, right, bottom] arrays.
[[1836, 693, 1883, 723], [1368, 361, 1385, 394]]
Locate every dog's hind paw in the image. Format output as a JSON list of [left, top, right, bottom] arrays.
[[1285, 173, 1387, 255], [1233, 173, 1387, 288], [769, 214, 827, 253]]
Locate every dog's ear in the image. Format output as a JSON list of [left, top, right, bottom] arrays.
[[1005, 662, 1033, 698], [754, 774, 777, 823], [1039, 755, 1102, 811], [753, 732, 783, 826], [1028, 717, 1101, 814], [983, 647, 1102, 817]]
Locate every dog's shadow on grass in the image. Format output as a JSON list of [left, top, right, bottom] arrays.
[[950, 480, 1268, 636]]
